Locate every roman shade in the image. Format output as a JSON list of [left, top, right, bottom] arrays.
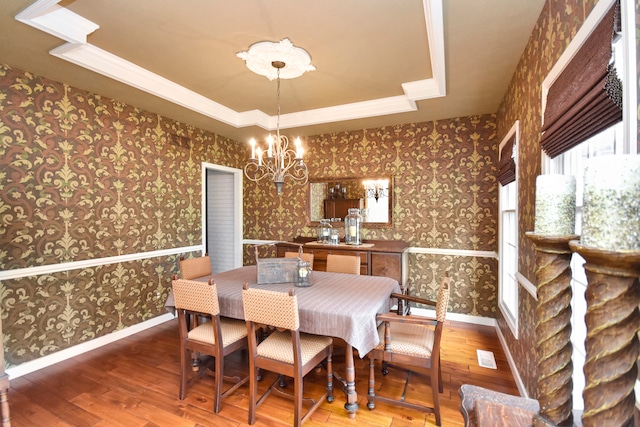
[[497, 134, 516, 186], [540, 1, 622, 158]]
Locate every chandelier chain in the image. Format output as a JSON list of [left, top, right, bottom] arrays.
[[276, 67, 281, 137]]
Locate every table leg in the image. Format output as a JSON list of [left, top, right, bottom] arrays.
[[343, 344, 358, 418]]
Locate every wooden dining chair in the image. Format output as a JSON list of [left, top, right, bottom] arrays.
[[172, 278, 249, 413], [179, 253, 212, 279], [326, 253, 360, 275], [242, 283, 334, 427], [284, 251, 315, 266], [366, 273, 451, 426], [178, 254, 214, 370]]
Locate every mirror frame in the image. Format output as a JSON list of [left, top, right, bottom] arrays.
[[306, 176, 393, 229]]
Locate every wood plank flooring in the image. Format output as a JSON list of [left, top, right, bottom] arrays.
[[7, 319, 520, 426]]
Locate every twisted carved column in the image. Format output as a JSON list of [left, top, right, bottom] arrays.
[[569, 241, 640, 427], [527, 233, 578, 427]]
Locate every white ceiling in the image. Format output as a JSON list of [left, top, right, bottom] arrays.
[[1, 0, 545, 143]]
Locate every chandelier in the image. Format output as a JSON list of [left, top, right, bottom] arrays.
[[238, 39, 314, 195]]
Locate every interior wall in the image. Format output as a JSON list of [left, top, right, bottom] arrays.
[[0, 64, 244, 367], [243, 116, 500, 318]]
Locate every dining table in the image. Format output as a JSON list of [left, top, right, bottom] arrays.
[[165, 264, 401, 417]]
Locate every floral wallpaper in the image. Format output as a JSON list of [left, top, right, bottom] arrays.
[[0, 64, 244, 366]]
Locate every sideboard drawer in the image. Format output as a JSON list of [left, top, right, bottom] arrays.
[[371, 252, 402, 283]]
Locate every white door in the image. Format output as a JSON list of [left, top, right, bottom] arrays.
[[202, 163, 243, 273]]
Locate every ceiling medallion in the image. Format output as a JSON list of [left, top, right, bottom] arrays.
[[236, 38, 316, 80]]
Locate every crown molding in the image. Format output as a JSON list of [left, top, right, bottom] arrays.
[[49, 42, 241, 127], [15, 0, 99, 44], [17, 0, 446, 132]]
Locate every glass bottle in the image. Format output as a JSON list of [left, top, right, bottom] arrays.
[[317, 219, 332, 243], [296, 260, 312, 287], [344, 208, 362, 245], [330, 228, 340, 245]]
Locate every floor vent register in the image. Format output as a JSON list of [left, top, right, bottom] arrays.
[[476, 349, 497, 369]]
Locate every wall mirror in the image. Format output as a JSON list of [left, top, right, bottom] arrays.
[[307, 176, 393, 228]]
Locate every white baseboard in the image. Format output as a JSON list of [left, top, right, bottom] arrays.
[[412, 306, 497, 327], [495, 322, 529, 398], [6, 312, 175, 379]]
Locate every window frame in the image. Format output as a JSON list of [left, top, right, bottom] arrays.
[[498, 120, 519, 338]]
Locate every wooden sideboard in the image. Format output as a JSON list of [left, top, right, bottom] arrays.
[[275, 237, 408, 285]]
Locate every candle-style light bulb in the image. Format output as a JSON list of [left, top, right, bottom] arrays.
[[267, 135, 273, 157], [256, 147, 263, 166], [295, 137, 302, 158], [249, 138, 256, 159]]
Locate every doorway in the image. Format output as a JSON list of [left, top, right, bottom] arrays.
[[201, 162, 243, 273]]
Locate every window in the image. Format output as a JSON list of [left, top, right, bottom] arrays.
[[498, 121, 519, 337]]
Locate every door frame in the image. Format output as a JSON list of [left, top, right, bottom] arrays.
[[201, 162, 243, 269]]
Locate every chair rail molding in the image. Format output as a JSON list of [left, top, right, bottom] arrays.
[[408, 246, 498, 259], [0, 245, 204, 281]]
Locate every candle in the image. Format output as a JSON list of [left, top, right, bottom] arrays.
[[295, 137, 302, 158], [582, 154, 640, 251], [249, 138, 256, 159], [256, 147, 263, 166], [534, 174, 576, 235], [267, 135, 273, 157]]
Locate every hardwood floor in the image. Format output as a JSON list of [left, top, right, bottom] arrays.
[[8, 318, 520, 427]]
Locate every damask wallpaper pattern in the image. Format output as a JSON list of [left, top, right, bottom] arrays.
[[494, 0, 601, 398], [0, 64, 243, 366]]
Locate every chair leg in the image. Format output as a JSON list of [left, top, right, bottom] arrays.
[[213, 355, 223, 413], [248, 365, 258, 425], [432, 364, 441, 426], [367, 358, 376, 410], [179, 346, 189, 400], [293, 374, 303, 427]]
